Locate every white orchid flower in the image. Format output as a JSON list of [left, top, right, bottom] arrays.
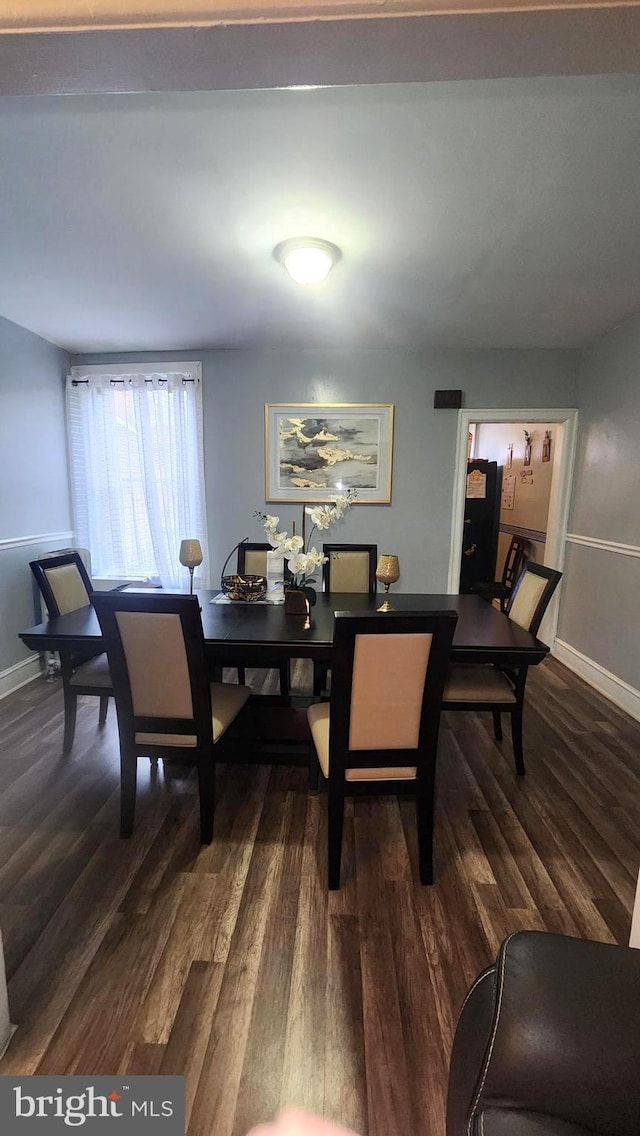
[[330, 493, 349, 516], [283, 535, 304, 553], [311, 508, 334, 530], [268, 530, 287, 547], [306, 547, 327, 568], [287, 551, 310, 575], [263, 514, 280, 532]]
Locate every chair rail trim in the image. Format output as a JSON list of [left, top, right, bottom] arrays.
[[0, 531, 74, 552], [565, 533, 640, 558]]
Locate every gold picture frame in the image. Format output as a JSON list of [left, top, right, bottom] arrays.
[[265, 403, 394, 503]]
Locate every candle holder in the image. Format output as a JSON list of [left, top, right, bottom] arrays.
[[376, 554, 400, 612], [179, 539, 203, 594]]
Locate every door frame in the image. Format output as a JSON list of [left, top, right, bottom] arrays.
[[447, 407, 579, 643]]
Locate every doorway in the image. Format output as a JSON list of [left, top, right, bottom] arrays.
[[448, 408, 578, 645]]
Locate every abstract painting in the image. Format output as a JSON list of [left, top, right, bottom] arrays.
[[265, 404, 394, 503]]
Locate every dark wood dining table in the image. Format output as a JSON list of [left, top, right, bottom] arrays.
[[19, 591, 549, 761], [19, 591, 549, 668]]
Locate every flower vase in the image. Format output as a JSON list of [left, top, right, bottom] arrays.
[[284, 585, 316, 614], [284, 588, 310, 615]]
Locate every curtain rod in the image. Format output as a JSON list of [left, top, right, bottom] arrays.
[[71, 376, 197, 386]]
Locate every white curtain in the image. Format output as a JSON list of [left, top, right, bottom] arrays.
[[66, 371, 209, 589]]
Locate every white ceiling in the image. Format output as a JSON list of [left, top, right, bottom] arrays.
[[1, 74, 640, 353]]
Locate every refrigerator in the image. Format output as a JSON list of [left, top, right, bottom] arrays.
[[459, 459, 502, 593]]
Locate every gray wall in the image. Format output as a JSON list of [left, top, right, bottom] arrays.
[[557, 312, 640, 690], [0, 315, 70, 676], [73, 346, 578, 593]]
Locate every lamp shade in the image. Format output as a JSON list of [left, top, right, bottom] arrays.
[[179, 539, 203, 569], [376, 554, 400, 585]]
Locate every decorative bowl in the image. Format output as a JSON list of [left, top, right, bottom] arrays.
[[220, 573, 267, 602]]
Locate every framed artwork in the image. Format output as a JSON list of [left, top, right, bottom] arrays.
[[265, 403, 394, 503]]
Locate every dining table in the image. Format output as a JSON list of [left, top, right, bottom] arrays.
[[19, 590, 549, 667], [19, 591, 550, 761]]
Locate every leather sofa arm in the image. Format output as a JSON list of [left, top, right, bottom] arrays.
[[447, 931, 640, 1136]]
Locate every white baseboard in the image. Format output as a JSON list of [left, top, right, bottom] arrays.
[[0, 656, 43, 700], [553, 638, 640, 724]]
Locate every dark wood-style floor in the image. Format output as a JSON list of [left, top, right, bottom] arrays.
[[0, 657, 639, 1135]]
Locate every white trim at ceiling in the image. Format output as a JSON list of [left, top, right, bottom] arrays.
[[565, 533, 640, 558], [0, 531, 74, 552]]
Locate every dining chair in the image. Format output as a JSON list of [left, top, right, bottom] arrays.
[[29, 551, 113, 753], [321, 543, 378, 595], [469, 533, 531, 611], [232, 542, 290, 696], [443, 561, 562, 775], [307, 609, 457, 889], [313, 543, 378, 696], [92, 591, 251, 842]]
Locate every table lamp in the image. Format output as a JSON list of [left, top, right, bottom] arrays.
[[179, 539, 203, 594], [376, 554, 400, 612]]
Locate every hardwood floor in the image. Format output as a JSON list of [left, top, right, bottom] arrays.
[[0, 657, 639, 1135]]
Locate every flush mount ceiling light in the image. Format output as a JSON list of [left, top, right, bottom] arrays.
[[274, 238, 341, 284]]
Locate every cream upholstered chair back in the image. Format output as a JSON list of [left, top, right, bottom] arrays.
[[507, 562, 562, 637], [30, 551, 93, 618], [326, 610, 457, 781], [322, 544, 377, 594], [349, 632, 432, 752], [43, 564, 91, 615], [240, 547, 269, 576], [237, 542, 290, 584], [92, 592, 212, 751], [116, 611, 193, 719]]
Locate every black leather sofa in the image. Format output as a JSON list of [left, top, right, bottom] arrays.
[[447, 930, 640, 1136]]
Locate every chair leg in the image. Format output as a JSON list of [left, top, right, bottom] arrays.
[[416, 786, 435, 885], [120, 751, 137, 837], [327, 788, 345, 890], [237, 666, 246, 686], [279, 662, 290, 697], [98, 694, 109, 725], [492, 711, 503, 741], [62, 684, 78, 754], [309, 757, 320, 791], [197, 757, 216, 844], [313, 661, 328, 698], [511, 704, 526, 776]]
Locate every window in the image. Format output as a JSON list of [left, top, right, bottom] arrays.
[[66, 363, 208, 587]]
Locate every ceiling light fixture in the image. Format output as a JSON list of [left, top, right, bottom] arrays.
[[274, 238, 341, 285]]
